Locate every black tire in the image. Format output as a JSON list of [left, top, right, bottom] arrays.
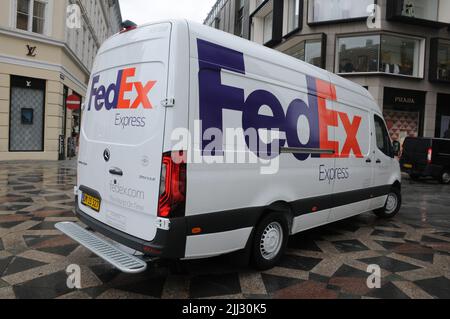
[[251, 212, 289, 270], [409, 174, 420, 181], [439, 170, 450, 185], [374, 187, 402, 219]]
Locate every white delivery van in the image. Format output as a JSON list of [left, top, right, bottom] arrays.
[[56, 20, 402, 273]]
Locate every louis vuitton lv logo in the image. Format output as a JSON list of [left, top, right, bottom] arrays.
[[26, 45, 37, 57]]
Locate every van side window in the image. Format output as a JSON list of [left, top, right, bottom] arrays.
[[374, 115, 393, 158]]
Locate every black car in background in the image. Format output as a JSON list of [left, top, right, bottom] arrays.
[[400, 137, 450, 184]]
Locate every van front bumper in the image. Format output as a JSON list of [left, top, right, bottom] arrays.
[[74, 198, 187, 259]]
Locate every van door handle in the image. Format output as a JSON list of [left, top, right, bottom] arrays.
[[109, 167, 123, 176], [366, 158, 372, 163], [280, 147, 335, 155], [376, 159, 382, 164]]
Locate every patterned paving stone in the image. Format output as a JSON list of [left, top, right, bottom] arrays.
[[1, 160, 450, 299], [333, 264, 371, 278], [414, 277, 450, 299], [13, 271, 72, 299], [261, 274, 303, 294], [0, 257, 13, 277], [278, 254, 322, 271], [332, 240, 369, 253], [366, 282, 410, 299], [189, 273, 241, 299], [358, 256, 422, 273], [2, 256, 47, 276], [273, 280, 339, 299], [371, 229, 406, 239]]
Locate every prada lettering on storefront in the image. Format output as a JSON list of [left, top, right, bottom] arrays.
[[394, 97, 415, 104], [384, 87, 426, 107]]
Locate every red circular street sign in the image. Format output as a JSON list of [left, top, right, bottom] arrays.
[[66, 94, 81, 110]]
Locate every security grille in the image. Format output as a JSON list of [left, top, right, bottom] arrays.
[[10, 86, 45, 151]]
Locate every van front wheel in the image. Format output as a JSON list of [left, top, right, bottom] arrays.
[[251, 213, 289, 270], [374, 187, 402, 219]]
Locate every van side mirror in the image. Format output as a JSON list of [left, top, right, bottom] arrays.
[[392, 141, 401, 157]]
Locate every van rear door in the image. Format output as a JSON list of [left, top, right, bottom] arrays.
[[77, 23, 172, 242]]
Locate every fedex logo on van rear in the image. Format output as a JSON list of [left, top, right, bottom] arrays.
[[197, 39, 363, 161], [87, 67, 156, 111]]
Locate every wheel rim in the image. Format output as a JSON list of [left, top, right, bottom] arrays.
[[260, 222, 283, 261], [385, 193, 398, 214], [442, 172, 450, 184]]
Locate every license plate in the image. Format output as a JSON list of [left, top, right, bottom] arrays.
[[82, 193, 101, 212], [403, 164, 413, 169]]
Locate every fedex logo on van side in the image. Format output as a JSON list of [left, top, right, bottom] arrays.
[[197, 39, 363, 161], [87, 67, 156, 111]]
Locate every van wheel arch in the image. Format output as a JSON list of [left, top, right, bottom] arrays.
[[239, 202, 293, 268], [392, 180, 401, 191]]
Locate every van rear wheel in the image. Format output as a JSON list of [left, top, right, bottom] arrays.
[[251, 212, 288, 270], [374, 187, 401, 219]]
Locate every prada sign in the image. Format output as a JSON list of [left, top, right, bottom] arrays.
[[384, 87, 426, 107], [394, 96, 415, 104]]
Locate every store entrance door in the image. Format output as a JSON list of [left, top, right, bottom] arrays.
[[435, 93, 450, 138], [9, 76, 46, 152]]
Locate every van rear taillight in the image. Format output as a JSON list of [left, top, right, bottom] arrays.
[[158, 151, 186, 218], [427, 148, 433, 164], [120, 20, 138, 33]]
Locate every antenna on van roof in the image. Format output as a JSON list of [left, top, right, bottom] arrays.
[[120, 20, 138, 33]]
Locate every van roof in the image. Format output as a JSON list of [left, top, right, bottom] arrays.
[[108, 19, 380, 113]]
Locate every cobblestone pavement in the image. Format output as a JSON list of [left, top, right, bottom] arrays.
[[0, 160, 449, 299]]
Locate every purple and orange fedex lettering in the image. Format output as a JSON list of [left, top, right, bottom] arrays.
[[88, 67, 156, 111], [197, 39, 363, 161]]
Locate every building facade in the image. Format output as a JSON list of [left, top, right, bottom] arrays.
[[205, 0, 450, 143], [0, 0, 122, 161]]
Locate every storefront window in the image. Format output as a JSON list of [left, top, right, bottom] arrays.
[[337, 35, 380, 73], [286, 0, 300, 33], [309, 0, 374, 23], [381, 35, 420, 77], [337, 34, 422, 77], [285, 39, 323, 68]]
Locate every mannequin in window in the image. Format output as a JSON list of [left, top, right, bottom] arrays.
[[341, 59, 354, 72]]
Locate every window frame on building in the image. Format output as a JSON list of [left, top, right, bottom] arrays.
[[281, 33, 327, 68], [307, 0, 375, 25], [335, 32, 425, 79], [13, 0, 52, 36], [429, 38, 450, 84], [386, 0, 450, 28], [284, 0, 303, 37], [249, 0, 284, 47], [234, 0, 245, 37]]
